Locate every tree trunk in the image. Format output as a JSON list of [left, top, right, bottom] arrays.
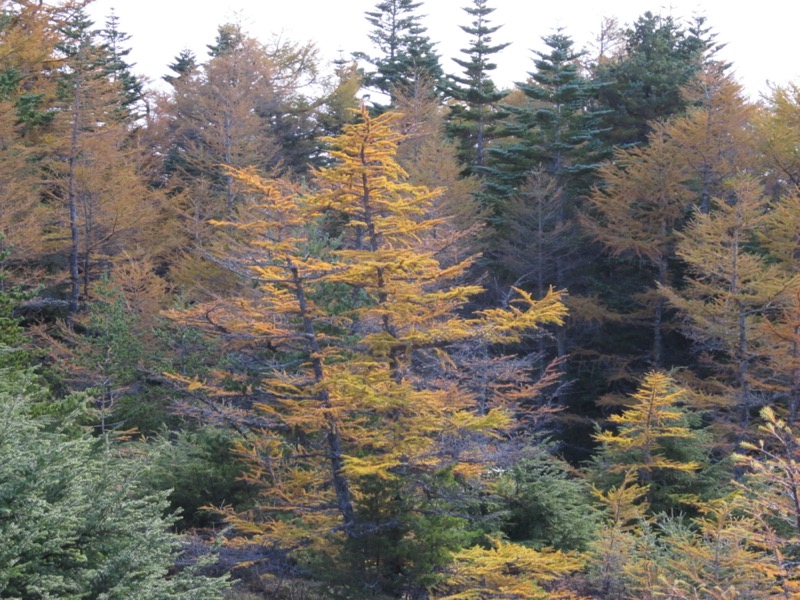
[[67, 88, 82, 319]]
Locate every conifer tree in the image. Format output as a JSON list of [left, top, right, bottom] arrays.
[[647, 497, 776, 598], [732, 406, 800, 594], [446, 0, 509, 173], [496, 169, 563, 300], [438, 535, 585, 599], [172, 107, 566, 593], [667, 65, 755, 214], [98, 9, 143, 119], [205, 22, 245, 57], [485, 30, 605, 202], [483, 30, 605, 282], [585, 124, 693, 367], [589, 468, 793, 598], [392, 79, 485, 266], [483, 31, 605, 371], [756, 82, 800, 197], [594, 11, 705, 146], [0, 370, 229, 598], [163, 48, 196, 85], [664, 177, 797, 430], [0, 0, 57, 269], [160, 23, 299, 215], [496, 446, 600, 551], [47, 3, 166, 313], [588, 472, 652, 598], [582, 67, 756, 402], [353, 0, 443, 102], [594, 371, 700, 480], [156, 24, 331, 295], [757, 193, 800, 422]]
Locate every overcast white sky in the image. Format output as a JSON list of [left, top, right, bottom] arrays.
[[86, 0, 798, 100]]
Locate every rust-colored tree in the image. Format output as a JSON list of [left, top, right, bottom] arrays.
[[585, 126, 693, 368], [755, 82, 800, 197], [663, 176, 796, 432], [40, 3, 168, 314], [0, 0, 60, 273], [668, 66, 756, 214]]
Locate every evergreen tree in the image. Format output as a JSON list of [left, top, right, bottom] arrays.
[[0, 369, 229, 598], [0, 244, 31, 368], [594, 11, 705, 147], [485, 30, 605, 203], [98, 9, 144, 119], [496, 446, 599, 551], [446, 0, 510, 173], [483, 31, 606, 370], [163, 48, 197, 86], [206, 22, 245, 57], [353, 0, 443, 102]]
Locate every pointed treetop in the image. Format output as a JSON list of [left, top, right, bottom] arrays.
[[207, 22, 245, 57], [163, 48, 197, 85], [354, 0, 443, 101]]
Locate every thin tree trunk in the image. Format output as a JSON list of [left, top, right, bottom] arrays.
[[653, 256, 667, 368], [67, 87, 82, 319], [292, 265, 356, 533]]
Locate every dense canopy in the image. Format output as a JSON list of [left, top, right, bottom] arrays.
[[3, 0, 800, 597]]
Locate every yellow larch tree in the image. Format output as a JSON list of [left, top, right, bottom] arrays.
[[32, 2, 169, 315], [584, 126, 693, 368], [668, 65, 756, 214], [154, 25, 321, 297], [755, 82, 800, 197], [0, 0, 60, 270], [733, 406, 800, 594], [436, 535, 586, 600], [174, 107, 567, 593], [392, 80, 486, 270], [754, 192, 800, 424], [656, 495, 779, 599], [594, 371, 700, 480], [588, 471, 652, 598], [758, 289, 800, 425], [663, 176, 797, 431]]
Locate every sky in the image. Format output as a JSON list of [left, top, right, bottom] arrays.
[[86, 0, 799, 100]]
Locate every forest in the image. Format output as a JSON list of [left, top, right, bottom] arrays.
[[2, 0, 800, 598]]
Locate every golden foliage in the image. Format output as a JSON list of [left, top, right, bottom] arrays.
[[438, 536, 586, 600], [594, 371, 699, 475], [168, 107, 568, 559]]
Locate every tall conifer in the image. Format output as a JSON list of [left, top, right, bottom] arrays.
[[354, 0, 443, 102], [446, 0, 509, 173]]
